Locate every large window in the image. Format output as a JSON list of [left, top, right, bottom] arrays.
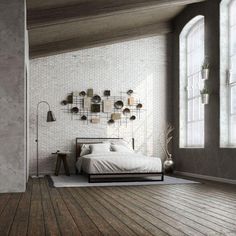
[[229, 1, 236, 144], [220, 0, 236, 146], [179, 16, 205, 148]]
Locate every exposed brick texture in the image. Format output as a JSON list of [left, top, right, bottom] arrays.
[[29, 36, 169, 175]]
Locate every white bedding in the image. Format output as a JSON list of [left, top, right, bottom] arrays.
[[76, 152, 162, 174]]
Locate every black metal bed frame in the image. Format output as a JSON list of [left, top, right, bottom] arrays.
[[76, 137, 164, 183]]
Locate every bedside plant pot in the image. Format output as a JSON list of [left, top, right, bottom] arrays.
[[163, 157, 174, 174], [201, 94, 209, 104], [201, 69, 209, 80]]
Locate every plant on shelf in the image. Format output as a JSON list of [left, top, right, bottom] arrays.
[[201, 60, 210, 80], [160, 123, 175, 174], [200, 87, 210, 104]]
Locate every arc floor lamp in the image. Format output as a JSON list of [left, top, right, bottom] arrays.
[[32, 101, 56, 178]]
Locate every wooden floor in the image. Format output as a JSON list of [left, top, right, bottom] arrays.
[[0, 177, 236, 236]]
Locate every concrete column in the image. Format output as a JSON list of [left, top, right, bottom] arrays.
[[0, 0, 27, 192]]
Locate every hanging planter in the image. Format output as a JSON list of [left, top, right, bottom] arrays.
[[201, 59, 210, 80], [201, 68, 210, 80], [200, 88, 210, 104], [201, 94, 209, 104]]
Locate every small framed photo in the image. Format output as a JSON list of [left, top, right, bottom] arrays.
[[91, 117, 100, 124], [111, 113, 121, 120], [87, 89, 94, 97], [103, 100, 113, 112], [104, 90, 111, 96], [67, 94, 73, 104], [83, 97, 91, 109], [128, 97, 134, 105], [91, 104, 100, 113]]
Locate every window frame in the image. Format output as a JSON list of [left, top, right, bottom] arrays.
[[179, 15, 205, 148], [220, 0, 236, 147], [228, 0, 236, 145]]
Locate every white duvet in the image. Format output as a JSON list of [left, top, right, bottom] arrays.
[[76, 152, 162, 174]]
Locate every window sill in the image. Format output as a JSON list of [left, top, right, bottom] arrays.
[[179, 146, 205, 149], [220, 146, 236, 149]]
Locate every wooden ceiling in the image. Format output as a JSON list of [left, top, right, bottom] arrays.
[[27, 0, 205, 58]]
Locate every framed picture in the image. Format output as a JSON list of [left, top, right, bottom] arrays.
[[128, 97, 134, 105], [104, 90, 111, 96], [91, 104, 100, 113], [91, 117, 100, 124], [83, 97, 91, 109], [103, 100, 113, 112], [87, 89, 94, 97], [67, 94, 73, 104], [111, 113, 121, 120]]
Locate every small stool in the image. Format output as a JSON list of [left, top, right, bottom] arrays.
[[52, 152, 70, 176]]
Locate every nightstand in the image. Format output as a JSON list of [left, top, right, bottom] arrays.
[[52, 151, 70, 176]]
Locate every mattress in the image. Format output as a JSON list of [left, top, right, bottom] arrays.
[[76, 152, 162, 174]]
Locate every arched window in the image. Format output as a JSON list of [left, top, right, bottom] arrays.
[[179, 16, 205, 148], [220, 0, 236, 147]]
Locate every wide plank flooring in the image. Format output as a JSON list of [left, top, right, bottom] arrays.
[[0, 177, 236, 236]]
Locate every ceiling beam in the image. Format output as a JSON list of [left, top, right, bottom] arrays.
[[27, 0, 205, 29], [30, 22, 171, 58]]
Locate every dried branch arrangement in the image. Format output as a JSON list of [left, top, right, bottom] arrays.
[[160, 123, 174, 159]]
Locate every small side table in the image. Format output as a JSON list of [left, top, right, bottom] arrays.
[[52, 152, 70, 176]]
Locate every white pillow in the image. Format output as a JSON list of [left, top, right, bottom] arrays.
[[90, 143, 111, 154], [80, 144, 91, 156], [111, 144, 134, 153], [111, 140, 132, 148]]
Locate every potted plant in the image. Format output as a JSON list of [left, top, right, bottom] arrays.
[[160, 123, 175, 174], [201, 62, 210, 80], [200, 87, 210, 104]]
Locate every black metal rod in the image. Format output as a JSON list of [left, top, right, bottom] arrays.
[[89, 172, 164, 183], [76, 137, 123, 140], [36, 114, 39, 177], [35, 101, 52, 177]]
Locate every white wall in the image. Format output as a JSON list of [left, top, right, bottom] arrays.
[[29, 36, 170, 175]]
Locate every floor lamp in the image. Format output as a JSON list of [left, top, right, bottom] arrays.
[[32, 101, 56, 178]]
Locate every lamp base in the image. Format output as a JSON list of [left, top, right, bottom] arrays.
[[31, 174, 45, 178]]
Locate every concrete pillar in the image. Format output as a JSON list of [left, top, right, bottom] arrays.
[[0, 0, 27, 192]]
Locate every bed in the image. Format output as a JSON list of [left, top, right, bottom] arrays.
[[75, 137, 164, 183]]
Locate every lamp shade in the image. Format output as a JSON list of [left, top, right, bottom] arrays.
[[47, 110, 56, 122]]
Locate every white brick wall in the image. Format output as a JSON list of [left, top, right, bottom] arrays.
[[29, 36, 169, 175]]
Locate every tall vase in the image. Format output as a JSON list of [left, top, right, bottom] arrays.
[[163, 154, 174, 174]]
